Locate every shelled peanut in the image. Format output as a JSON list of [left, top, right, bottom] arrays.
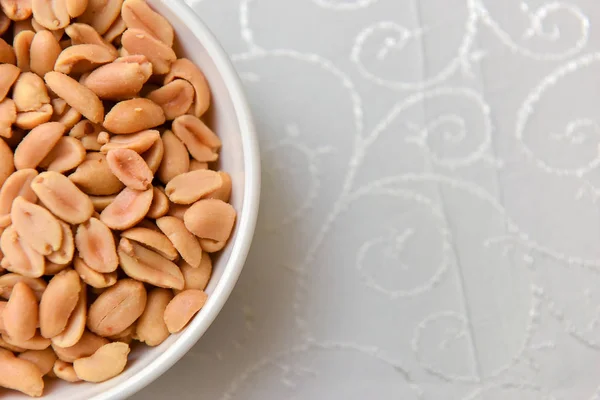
[[0, 0, 234, 396]]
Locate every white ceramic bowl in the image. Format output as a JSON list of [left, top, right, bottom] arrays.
[[5, 1, 261, 398]]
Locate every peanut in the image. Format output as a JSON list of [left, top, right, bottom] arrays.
[[165, 169, 223, 205], [78, 0, 123, 35], [103, 97, 165, 134], [75, 217, 118, 273], [2, 332, 51, 350], [163, 290, 207, 333], [53, 359, 80, 382], [106, 148, 153, 190], [89, 194, 117, 212], [32, 0, 70, 29], [87, 278, 146, 336], [54, 43, 117, 75], [99, 186, 153, 230], [135, 287, 172, 346], [29, 30, 62, 76], [11, 196, 63, 255], [0, 226, 45, 278], [66, 0, 87, 17], [142, 135, 164, 174], [13, 29, 34, 71], [74, 256, 117, 288], [165, 58, 211, 118], [3, 281, 38, 341], [0, 64, 21, 102], [39, 136, 86, 173], [184, 199, 237, 243], [0, 10, 9, 34], [147, 79, 194, 121], [15, 103, 54, 130], [73, 341, 129, 383], [180, 254, 212, 291], [121, 0, 173, 46], [103, 15, 126, 43], [156, 216, 203, 268], [157, 129, 189, 184], [121, 226, 177, 260], [207, 171, 233, 203], [84, 55, 152, 100], [51, 287, 86, 347], [13, 72, 50, 113], [100, 129, 159, 154], [0, 349, 44, 397], [1, 0, 33, 21], [117, 238, 184, 289], [69, 152, 124, 196], [31, 171, 95, 224], [39, 269, 81, 338], [189, 159, 208, 172], [172, 114, 221, 162], [65, 23, 117, 55], [0, 137, 15, 187], [44, 71, 104, 124], [199, 238, 226, 253], [0, 273, 46, 301], [0, 37, 16, 64], [0, 98, 17, 138], [52, 330, 108, 362], [121, 28, 175, 74], [18, 348, 57, 376], [147, 186, 169, 219]]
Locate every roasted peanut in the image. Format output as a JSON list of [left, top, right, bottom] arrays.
[[0, 349, 44, 397], [54, 43, 117, 75], [189, 159, 208, 172], [13, 29, 34, 71], [84, 55, 152, 100], [39, 269, 81, 338], [65, 23, 117, 54], [207, 171, 233, 203], [122, 0, 173, 46], [75, 218, 118, 273], [0, 98, 17, 138], [100, 129, 159, 154], [3, 281, 38, 341], [0, 273, 46, 301], [0, 37, 16, 64], [73, 341, 129, 383], [32, 0, 70, 30], [121, 28, 175, 74], [87, 278, 146, 336], [39, 136, 86, 173], [172, 114, 221, 162], [166, 203, 190, 221], [164, 290, 207, 333], [184, 199, 236, 243], [69, 152, 124, 196], [13, 121, 64, 170], [142, 135, 164, 174], [100, 186, 153, 230], [121, 226, 177, 260], [89, 194, 117, 212], [15, 103, 54, 130], [147, 186, 169, 219], [0, 335, 27, 352], [31, 171, 95, 224], [0, 170, 38, 228], [147, 79, 194, 120], [165, 169, 223, 205], [78, 0, 123, 35], [199, 238, 226, 253], [165, 58, 211, 118], [106, 148, 153, 190], [51, 287, 86, 348], [11, 196, 63, 255], [52, 330, 108, 363], [13, 72, 50, 113], [135, 287, 172, 346], [74, 256, 117, 288], [103, 97, 165, 134], [2, 332, 51, 350], [29, 30, 62, 76], [156, 216, 203, 268], [157, 130, 189, 184], [0, 226, 45, 278], [18, 348, 57, 376], [45, 71, 104, 124], [53, 359, 81, 382], [0, 137, 15, 187], [0, 64, 21, 102], [1, 0, 33, 21], [103, 15, 126, 43], [66, 0, 87, 17], [180, 255, 212, 291]]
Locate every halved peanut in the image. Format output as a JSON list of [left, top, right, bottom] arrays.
[[172, 115, 221, 162], [0, 98, 16, 138], [103, 97, 165, 134], [121, 0, 173, 46], [45, 71, 104, 124], [4, 281, 38, 341], [0, 273, 46, 301], [0, 137, 14, 187], [75, 217, 118, 273], [142, 135, 163, 174], [0, 350, 44, 397], [69, 118, 101, 139], [106, 148, 153, 190], [51, 97, 68, 116], [84, 55, 152, 100], [89, 194, 116, 212], [121, 28, 175, 74], [135, 287, 172, 346], [31, 171, 95, 224], [0, 226, 45, 278], [13, 29, 34, 71], [100, 129, 159, 154], [157, 130, 189, 184], [100, 186, 153, 230], [39, 269, 80, 338], [51, 287, 86, 348], [147, 186, 168, 219], [166, 203, 189, 220], [78, 0, 123, 35], [30, 18, 64, 40], [0, 37, 16, 64], [121, 226, 177, 260], [32, 0, 70, 30], [0, 169, 40, 224], [165, 169, 222, 205], [69, 152, 124, 196], [39, 136, 86, 173], [18, 348, 57, 376], [184, 199, 236, 243], [53, 359, 80, 382], [107, 322, 134, 344], [189, 159, 208, 172], [65, 22, 117, 54], [56, 106, 82, 130], [147, 79, 194, 120], [156, 216, 203, 268], [87, 278, 146, 336], [13, 72, 50, 112], [2, 331, 51, 350], [164, 290, 207, 333], [1, 0, 32, 21], [66, 0, 86, 17], [0, 64, 20, 102], [73, 342, 129, 383], [54, 43, 117, 74], [199, 238, 226, 253], [207, 171, 232, 202], [165, 58, 211, 118], [0, 335, 26, 351], [15, 103, 54, 130], [30, 30, 62, 76], [103, 15, 126, 43], [52, 330, 108, 363], [11, 196, 63, 255], [180, 254, 212, 291], [117, 238, 184, 289], [73, 256, 117, 288], [45, 261, 69, 275]]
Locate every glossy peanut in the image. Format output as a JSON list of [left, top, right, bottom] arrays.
[[84, 55, 152, 100], [52, 330, 108, 363], [165, 58, 211, 118], [103, 97, 165, 134], [122, 0, 173, 45], [29, 30, 61, 76], [172, 115, 221, 162], [14, 103, 54, 130], [45, 71, 104, 124], [106, 148, 153, 190], [156, 216, 203, 268], [103, 15, 126, 43], [69, 152, 124, 196], [157, 130, 189, 184], [100, 186, 153, 230], [121, 28, 175, 74], [39, 269, 81, 338], [75, 217, 118, 273], [0, 350, 44, 397], [1, 0, 32, 21], [3, 332, 51, 350]]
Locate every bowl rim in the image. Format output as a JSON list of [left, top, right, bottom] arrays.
[[90, 2, 261, 399]]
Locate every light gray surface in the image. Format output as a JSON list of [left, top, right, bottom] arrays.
[[135, 0, 600, 398]]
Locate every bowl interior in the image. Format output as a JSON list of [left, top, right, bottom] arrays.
[[3, 1, 257, 399]]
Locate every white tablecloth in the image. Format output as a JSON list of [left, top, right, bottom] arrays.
[[135, 0, 600, 398]]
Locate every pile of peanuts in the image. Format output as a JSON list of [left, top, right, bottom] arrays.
[[0, 0, 237, 396]]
